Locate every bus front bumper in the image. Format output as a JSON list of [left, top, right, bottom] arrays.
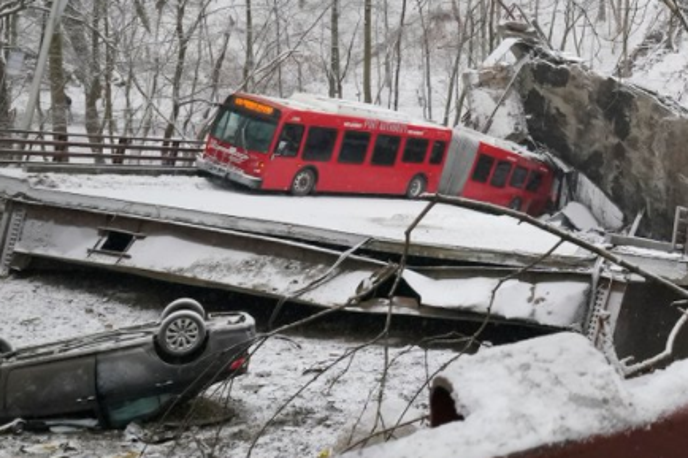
[[196, 156, 262, 189]]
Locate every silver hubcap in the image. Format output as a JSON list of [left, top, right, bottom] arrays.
[[165, 317, 200, 352], [294, 172, 312, 193], [409, 179, 422, 196]]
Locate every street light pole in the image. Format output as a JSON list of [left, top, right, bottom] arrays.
[[18, 0, 69, 133]]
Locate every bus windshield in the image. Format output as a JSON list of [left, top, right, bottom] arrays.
[[210, 107, 278, 154]]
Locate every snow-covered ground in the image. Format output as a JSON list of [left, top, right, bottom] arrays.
[[3, 271, 688, 458], [0, 271, 455, 458]]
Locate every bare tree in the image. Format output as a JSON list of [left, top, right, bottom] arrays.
[[329, 0, 342, 98], [243, 0, 254, 90], [392, 0, 407, 110], [64, 0, 103, 160], [47, 6, 69, 161], [363, 0, 372, 103]]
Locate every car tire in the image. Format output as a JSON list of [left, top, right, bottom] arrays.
[[161, 298, 207, 320], [157, 310, 207, 358], [290, 168, 316, 196], [406, 175, 427, 199], [0, 337, 12, 355]]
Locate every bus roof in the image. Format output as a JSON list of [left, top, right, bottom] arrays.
[[236, 92, 446, 130], [453, 125, 549, 164]]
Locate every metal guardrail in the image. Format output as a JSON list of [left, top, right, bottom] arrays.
[[0, 129, 204, 170]]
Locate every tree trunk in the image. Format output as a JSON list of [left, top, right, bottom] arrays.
[[0, 44, 12, 131], [417, 0, 432, 119], [363, 0, 372, 103], [163, 0, 189, 142], [243, 0, 254, 90], [102, 4, 115, 136], [273, 0, 283, 97], [329, 0, 341, 98], [48, 20, 69, 162], [65, 0, 103, 160], [393, 0, 407, 110]]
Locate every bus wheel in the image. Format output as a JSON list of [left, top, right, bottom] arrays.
[[291, 169, 316, 196], [508, 198, 522, 211], [406, 175, 426, 199]]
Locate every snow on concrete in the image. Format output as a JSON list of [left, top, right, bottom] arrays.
[[403, 272, 589, 329], [560, 201, 603, 232], [344, 332, 688, 458], [0, 169, 589, 260]]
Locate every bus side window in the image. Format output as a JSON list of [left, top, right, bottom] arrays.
[[402, 138, 429, 163], [371, 135, 401, 166], [509, 166, 528, 189], [471, 154, 495, 183], [338, 131, 371, 164], [526, 172, 544, 192], [302, 127, 338, 162], [275, 123, 304, 158], [490, 161, 512, 188], [429, 141, 446, 165]]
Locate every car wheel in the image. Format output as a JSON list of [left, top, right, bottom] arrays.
[[406, 175, 427, 199], [157, 310, 207, 358], [290, 169, 316, 196], [161, 298, 207, 320], [508, 198, 522, 211], [0, 337, 13, 355]]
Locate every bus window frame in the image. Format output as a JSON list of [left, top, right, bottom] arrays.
[[509, 166, 529, 189], [402, 138, 429, 164], [525, 171, 544, 193], [370, 134, 401, 167], [471, 154, 496, 183], [429, 140, 446, 165], [302, 126, 339, 162], [338, 130, 372, 165], [274, 123, 305, 158], [490, 160, 513, 188]]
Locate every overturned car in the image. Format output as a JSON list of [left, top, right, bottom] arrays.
[[0, 298, 256, 429]]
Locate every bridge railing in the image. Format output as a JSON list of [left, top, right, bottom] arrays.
[[0, 129, 204, 169]]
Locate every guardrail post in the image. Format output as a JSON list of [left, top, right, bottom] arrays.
[[112, 137, 130, 164]]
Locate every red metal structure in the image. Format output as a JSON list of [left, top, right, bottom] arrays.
[[198, 93, 556, 215], [198, 92, 451, 198], [438, 127, 557, 216]]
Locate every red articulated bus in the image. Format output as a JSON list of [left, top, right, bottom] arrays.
[[198, 92, 451, 198], [198, 92, 557, 215], [438, 127, 557, 216]]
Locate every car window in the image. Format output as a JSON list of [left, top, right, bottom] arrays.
[[105, 394, 174, 428]]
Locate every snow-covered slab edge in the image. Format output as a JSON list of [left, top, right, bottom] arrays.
[[344, 332, 688, 458]]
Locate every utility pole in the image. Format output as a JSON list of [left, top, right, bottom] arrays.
[[18, 0, 69, 133]]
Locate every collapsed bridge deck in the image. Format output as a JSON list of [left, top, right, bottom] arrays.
[[1, 170, 687, 364]]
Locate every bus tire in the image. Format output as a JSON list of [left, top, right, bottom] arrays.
[[406, 175, 427, 199], [508, 198, 522, 211], [290, 168, 316, 196]]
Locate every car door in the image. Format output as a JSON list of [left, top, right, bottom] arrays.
[[4, 355, 97, 420]]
